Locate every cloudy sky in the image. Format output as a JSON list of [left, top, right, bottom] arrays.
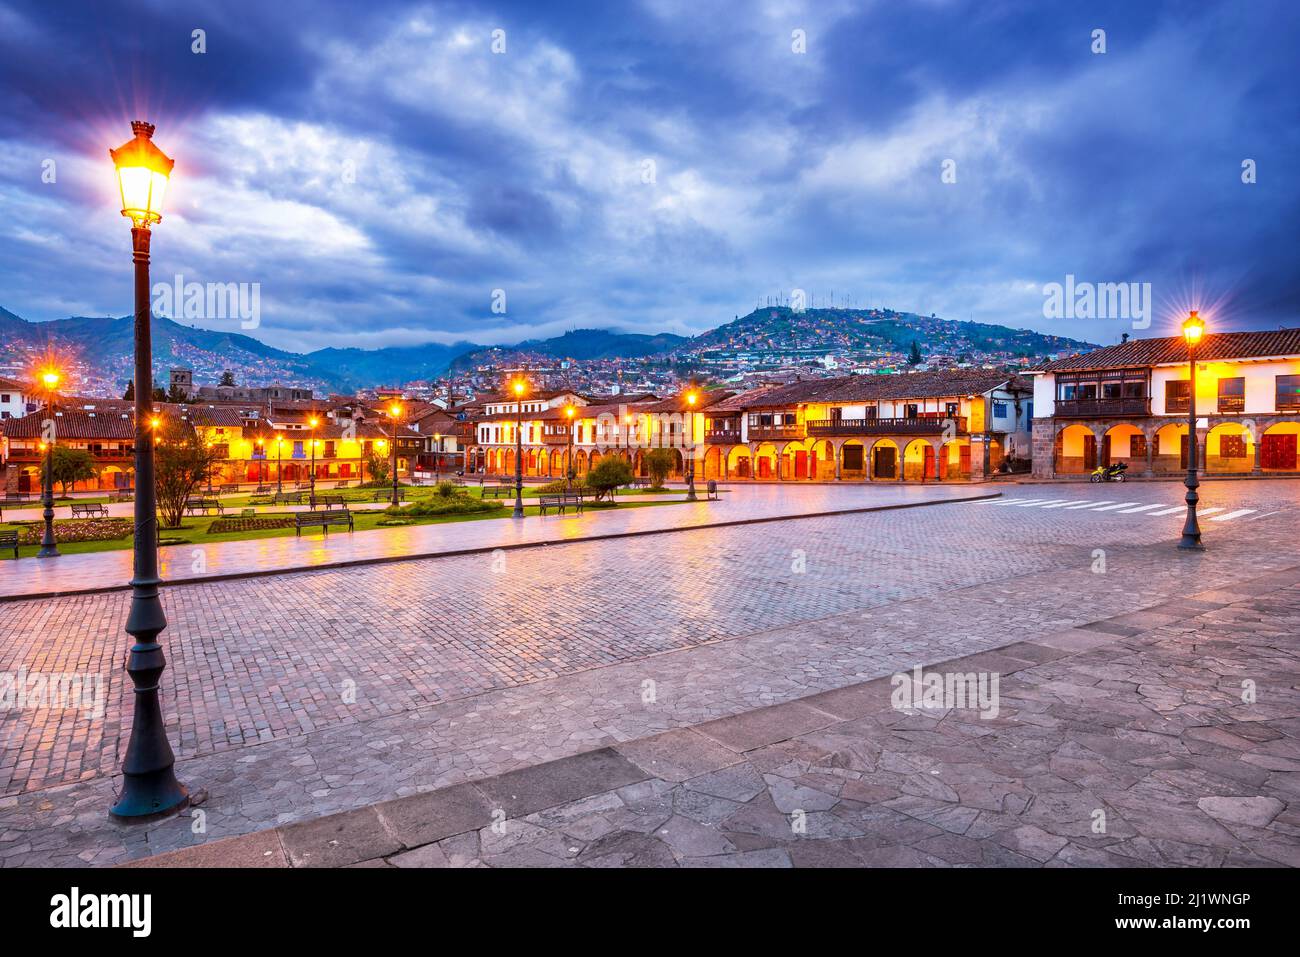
[[1, 0, 1296, 352]]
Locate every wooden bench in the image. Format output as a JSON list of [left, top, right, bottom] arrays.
[[253, 484, 272, 493], [294, 510, 354, 536], [109, 490, 134, 503], [0, 529, 17, 558], [219, 483, 242, 495], [373, 488, 408, 502], [310, 494, 348, 510], [481, 479, 516, 498], [332, 480, 352, 489], [271, 492, 304, 506], [184, 498, 225, 516], [70, 503, 109, 519], [538, 492, 585, 515], [628, 478, 650, 490], [3, 492, 33, 504]]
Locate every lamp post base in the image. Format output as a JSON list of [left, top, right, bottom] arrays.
[[110, 779, 189, 822]]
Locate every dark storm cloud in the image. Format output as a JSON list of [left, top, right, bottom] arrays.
[[0, 0, 1296, 350]]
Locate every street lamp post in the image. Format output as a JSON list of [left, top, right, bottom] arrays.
[[388, 402, 402, 506], [433, 433, 442, 482], [565, 405, 575, 490], [1179, 311, 1207, 551], [109, 120, 187, 820], [308, 417, 319, 498], [275, 436, 284, 494], [685, 390, 699, 501], [512, 378, 526, 518], [37, 370, 60, 558]]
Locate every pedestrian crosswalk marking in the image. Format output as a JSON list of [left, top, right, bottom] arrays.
[[982, 499, 1263, 523]]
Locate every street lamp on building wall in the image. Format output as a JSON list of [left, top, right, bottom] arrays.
[[108, 120, 187, 820], [512, 378, 527, 518], [1179, 311, 1206, 551], [37, 369, 60, 558]]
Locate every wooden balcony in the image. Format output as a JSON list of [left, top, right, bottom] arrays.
[[806, 417, 967, 436], [1054, 397, 1150, 417], [749, 424, 805, 441], [543, 432, 571, 445], [705, 429, 742, 445]]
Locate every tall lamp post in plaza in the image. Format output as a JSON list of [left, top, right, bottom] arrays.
[[275, 436, 285, 494], [685, 389, 699, 501], [1178, 311, 1207, 551], [512, 378, 526, 518], [564, 404, 576, 490], [108, 120, 187, 820], [433, 433, 442, 482], [308, 416, 320, 497], [37, 369, 61, 558], [388, 402, 403, 505]]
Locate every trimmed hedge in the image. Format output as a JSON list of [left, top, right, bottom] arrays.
[[207, 517, 296, 534]]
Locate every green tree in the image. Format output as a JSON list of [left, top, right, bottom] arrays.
[[908, 341, 923, 366], [585, 456, 633, 502], [42, 446, 98, 496], [219, 370, 236, 387], [154, 419, 224, 528], [167, 383, 190, 404], [364, 447, 390, 487], [151, 386, 167, 402], [644, 448, 677, 489]]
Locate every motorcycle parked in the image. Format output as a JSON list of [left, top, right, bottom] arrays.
[[1089, 461, 1129, 483]]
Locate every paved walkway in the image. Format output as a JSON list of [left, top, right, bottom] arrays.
[[0, 483, 983, 599], [0, 480, 1295, 866], [130, 571, 1300, 868]]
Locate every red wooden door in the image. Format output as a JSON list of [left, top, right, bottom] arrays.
[[794, 450, 808, 479], [1084, 434, 1097, 470], [959, 444, 971, 478], [1262, 433, 1296, 470]]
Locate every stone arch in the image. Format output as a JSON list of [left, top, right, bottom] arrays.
[[752, 443, 780, 480], [839, 439, 867, 480], [939, 439, 971, 480], [1102, 423, 1146, 470], [1152, 422, 1187, 474], [1054, 424, 1097, 475], [902, 438, 937, 482], [726, 445, 751, 479], [867, 439, 900, 481], [1206, 422, 1253, 473]]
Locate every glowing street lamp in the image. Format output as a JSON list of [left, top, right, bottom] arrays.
[[512, 378, 527, 518], [275, 436, 285, 494], [387, 402, 403, 506], [108, 121, 187, 820], [1179, 311, 1207, 551], [308, 416, 320, 498], [565, 404, 576, 490], [36, 368, 61, 558], [433, 432, 443, 481], [685, 390, 699, 501]]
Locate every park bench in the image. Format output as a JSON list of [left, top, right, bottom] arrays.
[[310, 494, 348, 510], [481, 479, 516, 498], [332, 480, 352, 489], [628, 478, 649, 490], [271, 492, 304, 506], [109, 490, 134, 503], [184, 498, 225, 516], [372, 488, 407, 502], [293, 482, 311, 491], [294, 510, 354, 536], [3, 492, 33, 504], [253, 484, 272, 493], [0, 529, 17, 558], [219, 483, 242, 495], [706, 480, 719, 501], [538, 492, 585, 515], [70, 503, 109, 519]]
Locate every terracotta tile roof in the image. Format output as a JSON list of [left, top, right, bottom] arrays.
[[0, 376, 31, 392], [737, 370, 1022, 407], [1037, 328, 1300, 372], [642, 390, 734, 413], [2, 409, 136, 440]]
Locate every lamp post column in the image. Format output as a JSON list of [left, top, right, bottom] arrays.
[[390, 427, 399, 506], [38, 391, 59, 558], [513, 401, 525, 518], [276, 441, 283, 494], [1179, 342, 1204, 550], [112, 224, 187, 820]]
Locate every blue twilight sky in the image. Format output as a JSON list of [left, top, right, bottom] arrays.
[[0, 0, 1297, 352]]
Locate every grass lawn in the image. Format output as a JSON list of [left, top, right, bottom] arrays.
[[0, 497, 687, 560]]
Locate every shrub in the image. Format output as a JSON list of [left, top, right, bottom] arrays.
[[643, 448, 677, 489], [207, 517, 295, 533], [393, 495, 503, 518], [585, 457, 634, 500]]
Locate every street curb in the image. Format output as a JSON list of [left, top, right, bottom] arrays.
[[1, 491, 1002, 603]]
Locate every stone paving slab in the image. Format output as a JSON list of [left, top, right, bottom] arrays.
[[126, 574, 1300, 868], [1, 483, 988, 600], [2, 481, 1297, 867]]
